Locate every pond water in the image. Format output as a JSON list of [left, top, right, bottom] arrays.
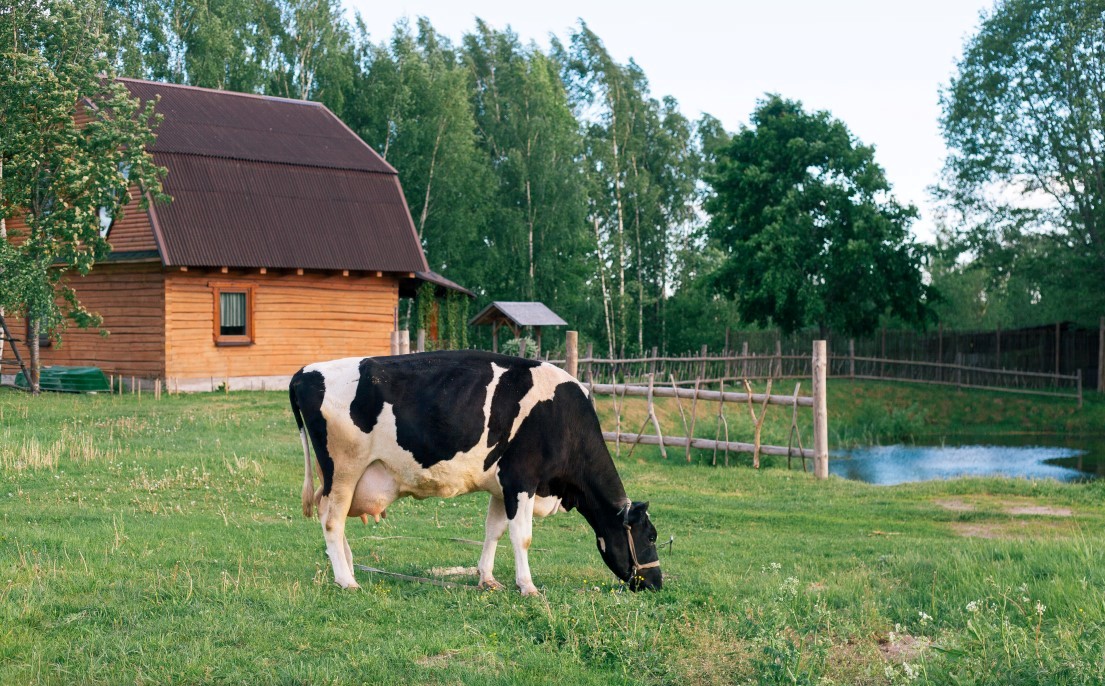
[[831, 435, 1105, 485]]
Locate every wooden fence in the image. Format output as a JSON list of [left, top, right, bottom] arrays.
[[558, 343, 1082, 405], [564, 334, 830, 479]]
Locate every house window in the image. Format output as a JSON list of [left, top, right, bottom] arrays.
[[212, 285, 253, 345]]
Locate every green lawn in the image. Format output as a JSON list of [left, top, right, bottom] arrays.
[[1, 384, 1104, 685]]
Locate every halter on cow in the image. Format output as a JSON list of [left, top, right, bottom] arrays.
[[289, 351, 662, 594]]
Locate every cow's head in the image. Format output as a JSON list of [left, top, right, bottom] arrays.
[[596, 501, 662, 591]]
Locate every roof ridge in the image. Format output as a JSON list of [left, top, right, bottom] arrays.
[[117, 76, 324, 107]]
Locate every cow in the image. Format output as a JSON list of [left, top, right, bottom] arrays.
[[288, 351, 662, 595]]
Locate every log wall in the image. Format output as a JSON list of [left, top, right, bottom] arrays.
[[164, 269, 398, 383], [4, 263, 166, 377]]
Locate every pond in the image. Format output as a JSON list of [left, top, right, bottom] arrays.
[[830, 435, 1105, 485]]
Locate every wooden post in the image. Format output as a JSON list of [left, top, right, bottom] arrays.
[[518, 339, 528, 359], [416, 329, 426, 353], [585, 342, 594, 384], [1055, 322, 1061, 376], [880, 327, 886, 378], [848, 339, 855, 379], [699, 344, 708, 380], [724, 328, 733, 379], [536, 327, 543, 358], [491, 321, 499, 353], [812, 340, 828, 480], [741, 341, 749, 378], [650, 346, 658, 376], [399, 330, 410, 355], [1099, 316, 1104, 393], [774, 339, 782, 378], [565, 331, 578, 378], [390, 331, 399, 355]]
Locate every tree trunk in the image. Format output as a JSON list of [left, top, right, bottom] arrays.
[[592, 215, 615, 358], [27, 318, 40, 395]]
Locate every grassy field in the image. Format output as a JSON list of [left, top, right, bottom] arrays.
[[1, 382, 1104, 685]]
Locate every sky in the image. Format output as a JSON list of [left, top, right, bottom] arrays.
[[345, 0, 996, 243]]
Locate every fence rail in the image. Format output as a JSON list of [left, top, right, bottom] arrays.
[[569, 351, 1082, 404], [568, 339, 831, 479]]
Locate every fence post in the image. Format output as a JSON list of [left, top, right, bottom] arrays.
[[650, 346, 658, 376], [399, 330, 410, 355], [813, 340, 829, 480], [699, 344, 708, 379], [565, 331, 578, 378], [416, 329, 426, 353], [848, 339, 855, 379], [774, 339, 782, 378], [1098, 316, 1104, 393], [880, 327, 886, 378], [1055, 322, 1061, 376], [741, 341, 749, 378], [585, 342, 594, 384], [390, 331, 399, 355]]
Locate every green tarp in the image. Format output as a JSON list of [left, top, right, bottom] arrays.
[[15, 366, 111, 393]]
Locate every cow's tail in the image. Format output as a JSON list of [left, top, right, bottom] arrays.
[[289, 380, 316, 519]]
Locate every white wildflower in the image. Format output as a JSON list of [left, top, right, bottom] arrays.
[[902, 662, 919, 681], [1035, 601, 1046, 617], [918, 610, 932, 624], [966, 600, 980, 613]]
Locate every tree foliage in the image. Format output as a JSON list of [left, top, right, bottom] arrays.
[[706, 95, 931, 337], [0, 0, 165, 391], [939, 0, 1105, 326]]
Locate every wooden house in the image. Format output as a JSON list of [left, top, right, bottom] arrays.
[[2, 79, 465, 391]]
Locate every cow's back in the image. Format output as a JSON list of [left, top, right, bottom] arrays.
[[294, 352, 586, 500]]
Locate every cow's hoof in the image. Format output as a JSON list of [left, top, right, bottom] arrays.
[[478, 579, 505, 591], [336, 580, 361, 590], [518, 585, 540, 597]]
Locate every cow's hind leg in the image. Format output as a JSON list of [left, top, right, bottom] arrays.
[[507, 492, 539, 596], [319, 487, 358, 589], [478, 496, 509, 590]]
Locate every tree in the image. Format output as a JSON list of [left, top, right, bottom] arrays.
[[939, 0, 1105, 326], [461, 22, 589, 320], [0, 0, 165, 393], [706, 95, 931, 337]]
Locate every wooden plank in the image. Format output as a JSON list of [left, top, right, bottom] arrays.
[[589, 382, 813, 407], [603, 432, 815, 459]]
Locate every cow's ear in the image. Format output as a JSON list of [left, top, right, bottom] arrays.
[[628, 501, 649, 523]]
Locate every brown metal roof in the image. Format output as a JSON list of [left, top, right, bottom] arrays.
[[399, 271, 476, 299], [152, 153, 428, 272], [122, 79, 395, 173], [119, 78, 431, 274]]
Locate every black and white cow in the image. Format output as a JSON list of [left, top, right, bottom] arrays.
[[289, 351, 662, 595]]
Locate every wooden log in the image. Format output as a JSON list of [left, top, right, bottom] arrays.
[[390, 331, 399, 355], [603, 432, 815, 459], [813, 340, 828, 479], [565, 331, 578, 378], [589, 383, 813, 407], [399, 330, 410, 355], [417, 329, 426, 353]]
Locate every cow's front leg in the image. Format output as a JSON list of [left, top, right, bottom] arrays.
[[478, 496, 509, 590], [319, 488, 358, 589], [507, 492, 539, 596]]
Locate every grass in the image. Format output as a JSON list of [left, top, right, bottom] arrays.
[[1, 383, 1104, 684]]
